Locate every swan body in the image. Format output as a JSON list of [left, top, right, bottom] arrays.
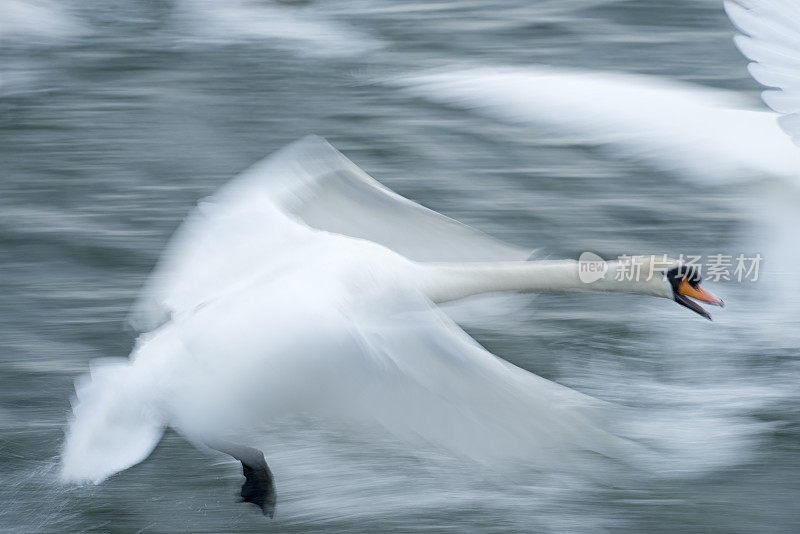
[[61, 137, 721, 514]]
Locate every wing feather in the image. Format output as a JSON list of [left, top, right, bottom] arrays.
[[129, 136, 528, 332], [748, 62, 800, 91], [726, 0, 800, 144]]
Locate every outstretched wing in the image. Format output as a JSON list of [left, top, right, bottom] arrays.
[[129, 136, 528, 332], [390, 66, 800, 183], [726, 0, 800, 145]]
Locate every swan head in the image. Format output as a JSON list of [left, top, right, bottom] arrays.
[[665, 262, 724, 321], [608, 255, 724, 320]]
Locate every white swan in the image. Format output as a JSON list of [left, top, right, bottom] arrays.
[[60, 136, 722, 516]]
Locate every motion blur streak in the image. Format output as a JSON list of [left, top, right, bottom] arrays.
[[170, 0, 384, 56], [1, 0, 798, 532], [390, 65, 800, 183]]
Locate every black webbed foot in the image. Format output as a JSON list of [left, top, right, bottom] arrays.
[[208, 441, 277, 518], [238, 451, 276, 518]]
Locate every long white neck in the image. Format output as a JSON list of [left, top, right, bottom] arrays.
[[413, 259, 673, 304]]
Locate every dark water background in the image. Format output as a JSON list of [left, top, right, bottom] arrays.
[[1, 0, 798, 532]]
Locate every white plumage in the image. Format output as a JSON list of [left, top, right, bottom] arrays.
[[726, 0, 800, 145], [63, 137, 639, 486], [64, 0, 800, 500]]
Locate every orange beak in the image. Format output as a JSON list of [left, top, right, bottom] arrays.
[[678, 278, 725, 308]]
